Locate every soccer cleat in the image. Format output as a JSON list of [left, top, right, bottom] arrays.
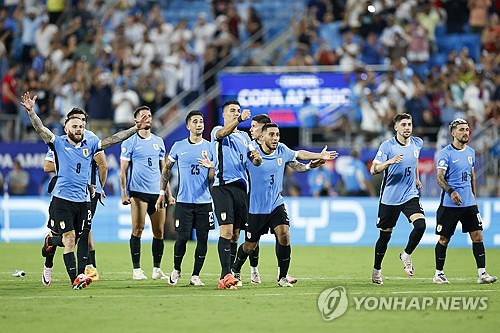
[[168, 269, 181, 286], [42, 266, 52, 286], [152, 267, 168, 280], [477, 273, 497, 284], [286, 274, 298, 284], [277, 277, 293, 287], [433, 272, 450, 284], [72, 273, 92, 290], [84, 265, 100, 282], [41, 233, 54, 257], [372, 269, 383, 285], [231, 270, 243, 287], [189, 275, 205, 286], [218, 273, 238, 289], [132, 268, 147, 280], [251, 270, 262, 284], [400, 252, 414, 277]]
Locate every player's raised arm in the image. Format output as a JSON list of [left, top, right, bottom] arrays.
[[21, 92, 54, 144], [100, 113, 149, 150], [215, 108, 251, 140], [296, 145, 338, 161]]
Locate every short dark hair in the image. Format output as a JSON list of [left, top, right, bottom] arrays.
[[252, 114, 271, 124], [134, 106, 151, 118], [64, 116, 84, 126], [393, 113, 412, 123], [449, 118, 468, 132], [185, 110, 203, 124], [66, 107, 88, 121], [262, 123, 279, 132], [221, 100, 240, 113]]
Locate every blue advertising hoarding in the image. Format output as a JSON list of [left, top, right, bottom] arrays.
[[218, 72, 353, 127], [2, 197, 499, 248]]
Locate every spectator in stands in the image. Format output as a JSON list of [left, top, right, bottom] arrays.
[[282, 166, 301, 197], [87, 70, 113, 137], [481, 13, 499, 53], [6, 160, 29, 196], [314, 40, 337, 66], [468, 0, 492, 33], [298, 97, 318, 128], [464, 75, 489, 122], [213, 15, 234, 58], [34, 15, 58, 58], [203, 44, 219, 92], [308, 0, 328, 23], [405, 87, 431, 130], [441, 0, 469, 34], [149, 16, 173, 58], [54, 81, 85, 118], [406, 20, 429, 65], [47, 0, 66, 25], [308, 162, 338, 197], [416, 1, 443, 53], [361, 32, 384, 65], [336, 30, 360, 70], [193, 13, 216, 57], [380, 15, 407, 51], [343, 0, 364, 34], [319, 11, 343, 51], [287, 46, 314, 66], [171, 18, 193, 52], [359, 4, 387, 38], [394, 0, 417, 23], [180, 49, 202, 106], [359, 88, 385, 144], [294, 16, 316, 52], [1, 61, 20, 141], [227, 3, 241, 42], [336, 148, 376, 197], [112, 78, 140, 130], [124, 13, 147, 45], [21, 7, 42, 70], [376, 70, 409, 109]]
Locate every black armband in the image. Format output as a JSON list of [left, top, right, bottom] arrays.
[[447, 188, 455, 194]]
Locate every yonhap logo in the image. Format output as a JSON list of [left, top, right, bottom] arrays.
[[317, 287, 348, 321]]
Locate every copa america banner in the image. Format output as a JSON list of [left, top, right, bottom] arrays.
[[2, 197, 499, 247], [218, 72, 354, 127]]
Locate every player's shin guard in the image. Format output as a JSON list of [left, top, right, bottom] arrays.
[[276, 243, 291, 279], [152, 237, 164, 268], [218, 236, 232, 279], [472, 242, 486, 269], [404, 219, 426, 255], [77, 229, 90, 275], [63, 252, 77, 283], [435, 242, 447, 270], [89, 250, 96, 268], [193, 229, 208, 276], [230, 242, 237, 269], [374, 231, 392, 270], [130, 235, 141, 269], [249, 244, 259, 268], [233, 244, 250, 273], [174, 231, 190, 271]]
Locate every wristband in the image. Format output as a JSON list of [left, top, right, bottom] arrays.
[[305, 163, 311, 171], [159, 190, 165, 196], [237, 115, 243, 123], [446, 188, 455, 194]]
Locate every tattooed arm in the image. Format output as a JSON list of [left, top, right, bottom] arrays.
[[100, 113, 149, 150], [21, 92, 54, 144], [156, 158, 175, 210], [437, 168, 462, 206], [287, 160, 311, 173]]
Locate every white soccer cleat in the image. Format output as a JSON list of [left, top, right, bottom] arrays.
[[132, 268, 148, 280], [168, 269, 181, 286], [477, 273, 497, 284], [400, 252, 414, 276], [286, 274, 298, 284], [42, 266, 52, 286], [189, 275, 205, 286], [433, 272, 450, 284], [251, 270, 262, 284], [372, 268, 383, 285], [277, 277, 293, 287], [152, 267, 168, 280], [231, 270, 243, 287]]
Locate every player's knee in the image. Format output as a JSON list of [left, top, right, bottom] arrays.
[[152, 229, 164, 239], [132, 227, 144, 238], [244, 242, 258, 253], [196, 230, 209, 243], [412, 218, 426, 232], [177, 231, 191, 243], [379, 230, 392, 243], [438, 236, 449, 246], [62, 232, 76, 248], [470, 231, 483, 242], [277, 232, 290, 246], [230, 232, 239, 243]]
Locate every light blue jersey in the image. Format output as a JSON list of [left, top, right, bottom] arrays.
[[49, 134, 101, 202], [373, 136, 423, 205], [436, 144, 476, 207], [210, 125, 254, 189], [168, 138, 212, 204], [247, 142, 297, 214], [120, 133, 166, 195], [46, 130, 103, 195]]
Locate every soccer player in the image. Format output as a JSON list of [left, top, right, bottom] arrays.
[[120, 106, 169, 280], [433, 118, 497, 284], [156, 110, 213, 287], [42, 108, 107, 286], [211, 100, 262, 290], [21, 91, 149, 289], [370, 113, 426, 285], [231, 123, 338, 286]]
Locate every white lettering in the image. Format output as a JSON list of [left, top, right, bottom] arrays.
[[353, 297, 365, 310]]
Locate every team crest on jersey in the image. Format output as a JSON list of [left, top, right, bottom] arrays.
[[122, 147, 127, 154], [82, 148, 89, 157], [153, 144, 159, 150], [437, 224, 442, 232], [175, 219, 179, 228], [277, 158, 283, 166], [59, 221, 65, 229], [413, 150, 419, 158], [246, 231, 251, 239], [50, 219, 55, 227], [221, 212, 226, 221], [243, 139, 248, 147], [468, 156, 473, 165]]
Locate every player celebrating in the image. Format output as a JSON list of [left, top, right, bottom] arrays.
[[156, 110, 213, 287], [433, 118, 497, 284], [21, 91, 149, 289], [120, 106, 169, 280], [42, 108, 107, 285], [211, 100, 262, 290], [231, 123, 338, 286], [370, 113, 426, 285]]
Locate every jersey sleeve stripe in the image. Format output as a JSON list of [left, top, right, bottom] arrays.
[[120, 156, 131, 161], [167, 155, 176, 163]]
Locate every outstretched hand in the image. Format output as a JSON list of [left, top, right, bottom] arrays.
[[319, 145, 339, 160], [135, 113, 150, 130], [21, 92, 37, 111]]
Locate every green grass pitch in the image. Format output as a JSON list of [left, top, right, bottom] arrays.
[[0, 242, 499, 332]]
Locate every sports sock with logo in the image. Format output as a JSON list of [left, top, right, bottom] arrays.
[[249, 244, 259, 268], [174, 231, 190, 271], [193, 229, 209, 276], [374, 231, 391, 270], [130, 234, 141, 269], [404, 218, 425, 254], [152, 237, 164, 268], [77, 229, 90, 275], [218, 236, 232, 279], [472, 242, 485, 269], [233, 244, 250, 273], [435, 242, 447, 270], [276, 243, 291, 279], [63, 252, 77, 283], [230, 242, 237, 268]]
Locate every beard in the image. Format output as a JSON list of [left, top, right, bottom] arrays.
[[458, 136, 469, 144], [265, 142, 278, 151], [68, 132, 83, 143]]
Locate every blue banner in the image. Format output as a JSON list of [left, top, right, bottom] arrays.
[[1, 197, 499, 247], [219, 72, 355, 127]]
